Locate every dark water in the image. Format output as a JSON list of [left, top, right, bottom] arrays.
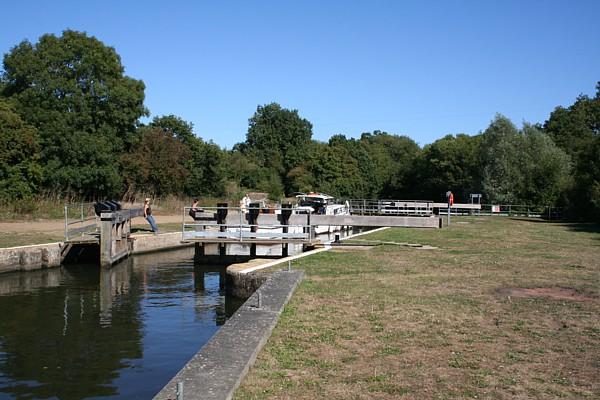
[[0, 248, 243, 399]]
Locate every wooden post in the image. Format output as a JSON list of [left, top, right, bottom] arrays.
[[280, 203, 292, 257], [216, 203, 228, 257], [248, 202, 260, 257], [100, 212, 114, 267]]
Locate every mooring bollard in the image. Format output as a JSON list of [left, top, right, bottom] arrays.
[[176, 381, 183, 400]]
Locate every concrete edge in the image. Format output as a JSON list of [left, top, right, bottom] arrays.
[[130, 232, 192, 255], [153, 269, 304, 400], [0, 242, 63, 274], [0, 232, 191, 274]]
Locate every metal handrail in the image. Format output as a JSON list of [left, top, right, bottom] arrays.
[[64, 202, 98, 241], [348, 199, 434, 216]]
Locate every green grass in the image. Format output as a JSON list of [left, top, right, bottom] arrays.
[[235, 217, 600, 400]]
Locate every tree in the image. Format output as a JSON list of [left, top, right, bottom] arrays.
[[311, 140, 365, 197], [480, 115, 524, 204], [544, 82, 600, 158], [1, 30, 147, 197], [359, 131, 421, 198], [416, 134, 481, 202], [0, 99, 42, 199], [520, 124, 571, 206], [543, 83, 600, 219], [149, 115, 226, 197], [245, 103, 313, 193], [120, 127, 190, 198], [149, 114, 196, 144]]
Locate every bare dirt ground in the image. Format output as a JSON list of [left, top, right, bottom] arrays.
[[0, 214, 183, 234], [0, 214, 184, 247]]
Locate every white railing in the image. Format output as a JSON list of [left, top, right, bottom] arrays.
[[182, 206, 312, 242], [348, 199, 434, 216]]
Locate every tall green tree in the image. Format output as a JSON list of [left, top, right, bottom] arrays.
[[311, 140, 365, 197], [416, 134, 481, 202], [544, 82, 600, 158], [0, 99, 42, 199], [120, 127, 190, 198], [543, 83, 600, 220], [149, 115, 226, 197], [359, 131, 421, 198], [520, 124, 571, 206], [245, 103, 313, 193], [1, 30, 147, 197], [480, 115, 524, 204]]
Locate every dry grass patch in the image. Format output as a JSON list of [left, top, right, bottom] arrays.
[[235, 217, 600, 399]]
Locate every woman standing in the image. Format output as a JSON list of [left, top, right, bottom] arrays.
[[144, 198, 159, 234]]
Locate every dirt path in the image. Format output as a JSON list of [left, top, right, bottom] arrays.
[[0, 214, 184, 234]]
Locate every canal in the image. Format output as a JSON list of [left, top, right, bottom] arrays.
[[0, 248, 244, 399]]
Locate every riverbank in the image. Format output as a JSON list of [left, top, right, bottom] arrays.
[[234, 217, 600, 399]]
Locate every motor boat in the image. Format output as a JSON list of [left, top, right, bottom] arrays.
[[294, 192, 350, 234]]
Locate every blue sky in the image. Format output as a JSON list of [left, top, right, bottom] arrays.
[[1, 1, 598, 149]]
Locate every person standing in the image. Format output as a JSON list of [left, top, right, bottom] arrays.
[[189, 198, 199, 219], [240, 193, 251, 213], [144, 198, 158, 234]]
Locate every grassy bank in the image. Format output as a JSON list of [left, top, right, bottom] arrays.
[[235, 217, 600, 399]]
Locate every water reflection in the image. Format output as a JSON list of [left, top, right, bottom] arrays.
[[0, 248, 242, 399]]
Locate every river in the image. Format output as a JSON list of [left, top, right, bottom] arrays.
[[0, 247, 243, 399]]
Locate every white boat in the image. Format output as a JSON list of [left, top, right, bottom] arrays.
[[294, 192, 350, 234]]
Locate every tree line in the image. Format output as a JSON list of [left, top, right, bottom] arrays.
[[1, 31, 598, 221]]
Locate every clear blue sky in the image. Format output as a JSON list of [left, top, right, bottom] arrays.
[[1, 0, 598, 149]]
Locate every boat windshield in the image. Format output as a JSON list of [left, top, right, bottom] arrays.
[[299, 197, 326, 207]]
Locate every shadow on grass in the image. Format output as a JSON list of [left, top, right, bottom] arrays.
[[131, 227, 154, 234], [509, 217, 600, 239]]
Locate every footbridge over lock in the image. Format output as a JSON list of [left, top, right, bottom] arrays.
[[183, 202, 442, 262], [63, 201, 144, 267]]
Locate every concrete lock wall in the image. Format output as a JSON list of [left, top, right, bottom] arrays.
[[0, 233, 192, 274], [131, 232, 192, 254], [0, 243, 63, 274]]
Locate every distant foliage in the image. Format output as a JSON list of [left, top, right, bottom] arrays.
[[543, 82, 600, 220], [414, 134, 481, 201], [120, 127, 190, 198]]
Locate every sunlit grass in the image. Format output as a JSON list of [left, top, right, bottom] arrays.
[[235, 217, 600, 399]]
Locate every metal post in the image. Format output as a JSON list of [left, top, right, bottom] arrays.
[[176, 381, 183, 400], [64, 205, 69, 241], [239, 207, 243, 242], [288, 260, 291, 271], [447, 205, 450, 226]]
